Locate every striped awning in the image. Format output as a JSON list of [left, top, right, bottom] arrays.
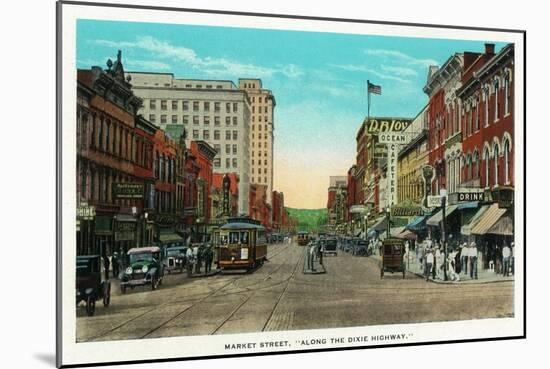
[[471, 203, 508, 235], [461, 205, 489, 236], [390, 226, 406, 237], [487, 214, 513, 236], [426, 205, 458, 226]]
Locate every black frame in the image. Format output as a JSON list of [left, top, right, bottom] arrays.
[[56, 1, 527, 367]]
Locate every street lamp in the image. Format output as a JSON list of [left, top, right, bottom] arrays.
[[439, 188, 448, 281]]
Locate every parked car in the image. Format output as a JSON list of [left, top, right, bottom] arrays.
[[352, 239, 369, 256], [164, 246, 187, 274], [119, 246, 164, 293], [76, 255, 111, 316]]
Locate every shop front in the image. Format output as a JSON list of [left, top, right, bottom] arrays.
[[114, 214, 137, 258]]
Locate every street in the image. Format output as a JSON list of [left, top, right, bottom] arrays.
[[76, 242, 513, 342]]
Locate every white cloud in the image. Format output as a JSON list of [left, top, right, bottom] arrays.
[[126, 60, 171, 71], [380, 64, 417, 77], [327, 63, 410, 83], [93, 36, 302, 79], [365, 49, 438, 68]]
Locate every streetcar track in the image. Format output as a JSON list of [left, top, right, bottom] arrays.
[[138, 244, 301, 339], [84, 243, 293, 341]]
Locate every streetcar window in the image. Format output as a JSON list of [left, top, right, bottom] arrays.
[[240, 232, 249, 244], [229, 232, 240, 244], [220, 234, 228, 245]]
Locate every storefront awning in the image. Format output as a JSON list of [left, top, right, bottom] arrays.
[[426, 205, 458, 226], [471, 203, 508, 235], [457, 201, 479, 210], [461, 205, 489, 236], [390, 226, 406, 237], [486, 214, 513, 235], [396, 229, 417, 240], [369, 217, 388, 232], [406, 214, 429, 231]]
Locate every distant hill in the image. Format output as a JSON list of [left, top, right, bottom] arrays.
[[285, 207, 327, 233]]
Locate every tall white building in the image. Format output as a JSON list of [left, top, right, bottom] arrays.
[[238, 79, 275, 203], [126, 72, 251, 213]]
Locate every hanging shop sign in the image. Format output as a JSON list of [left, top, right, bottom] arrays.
[[427, 195, 443, 208], [492, 186, 514, 208], [113, 183, 144, 199], [448, 191, 485, 205], [390, 206, 424, 217], [378, 132, 411, 144], [152, 213, 176, 226], [77, 201, 95, 219], [386, 143, 399, 207], [421, 165, 435, 210], [115, 221, 136, 241], [366, 118, 413, 134]]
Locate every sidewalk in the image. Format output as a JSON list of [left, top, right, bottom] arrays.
[[371, 253, 514, 284]]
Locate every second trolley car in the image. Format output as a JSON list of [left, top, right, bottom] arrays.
[[297, 231, 309, 246], [217, 217, 268, 271]]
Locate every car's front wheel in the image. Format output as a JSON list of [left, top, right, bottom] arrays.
[[86, 296, 96, 316]]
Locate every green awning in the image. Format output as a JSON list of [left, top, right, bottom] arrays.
[[426, 205, 458, 226]]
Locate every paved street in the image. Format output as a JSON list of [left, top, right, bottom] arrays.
[[76, 242, 514, 342]]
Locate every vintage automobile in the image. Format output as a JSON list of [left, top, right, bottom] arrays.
[[119, 246, 164, 293], [323, 237, 338, 256], [164, 246, 187, 274], [76, 255, 111, 316], [380, 238, 406, 278], [352, 239, 369, 256]]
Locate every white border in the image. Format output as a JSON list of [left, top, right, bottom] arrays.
[[59, 2, 525, 367]]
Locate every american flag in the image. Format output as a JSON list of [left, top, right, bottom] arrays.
[[368, 82, 382, 95]]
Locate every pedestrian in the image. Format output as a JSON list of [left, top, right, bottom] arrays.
[[502, 243, 511, 277], [510, 242, 515, 275], [448, 249, 460, 282], [103, 254, 110, 280], [434, 245, 442, 280], [204, 245, 214, 274], [469, 242, 478, 279], [454, 244, 462, 274], [186, 246, 194, 277], [112, 252, 119, 277], [461, 242, 468, 275], [425, 249, 434, 281]]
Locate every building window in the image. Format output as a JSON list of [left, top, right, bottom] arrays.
[[233, 144, 237, 154], [226, 144, 230, 154], [504, 73, 511, 116], [172, 100, 178, 110], [161, 100, 167, 110], [259, 116, 262, 122], [226, 158, 230, 168], [204, 116, 210, 125], [214, 116, 220, 126], [150, 100, 156, 110], [484, 88, 489, 127], [226, 103, 231, 113], [149, 114, 156, 123], [484, 148, 490, 188], [494, 144, 499, 187], [182, 100, 189, 111], [259, 97, 262, 103], [193, 101, 199, 111], [252, 106, 255, 114], [193, 130, 199, 139], [233, 103, 238, 112], [206, 85, 212, 89], [233, 131, 238, 140], [214, 102, 220, 112], [233, 117, 238, 125], [232, 158, 237, 168], [494, 79, 500, 122], [193, 116, 199, 125], [203, 130, 210, 140], [216, 85, 223, 89], [504, 139, 511, 184], [204, 102, 210, 111], [474, 98, 480, 132], [213, 158, 220, 168], [172, 115, 178, 124], [183, 115, 189, 124], [214, 144, 220, 153], [264, 159, 267, 165], [185, 84, 192, 88], [214, 130, 220, 140], [225, 131, 231, 140], [161, 115, 167, 124]]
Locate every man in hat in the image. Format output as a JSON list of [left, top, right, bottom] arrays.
[[502, 243, 511, 277], [469, 242, 478, 279], [461, 242, 468, 275], [425, 248, 434, 281]]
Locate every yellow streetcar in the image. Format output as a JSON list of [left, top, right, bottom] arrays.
[[217, 217, 268, 271]]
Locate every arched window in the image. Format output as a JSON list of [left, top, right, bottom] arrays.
[[483, 87, 490, 127], [494, 79, 500, 122], [467, 155, 472, 181], [484, 148, 490, 188], [504, 139, 511, 184], [473, 151, 480, 180], [494, 144, 500, 187]]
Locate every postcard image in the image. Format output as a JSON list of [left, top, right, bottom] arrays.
[[58, 1, 525, 367]]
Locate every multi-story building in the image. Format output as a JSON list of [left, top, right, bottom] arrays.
[[238, 79, 276, 201], [126, 72, 252, 214], [397, 105, 429, 205], [271, 191, 285, 231], [457, 43, 514, 190], [76, 52, 150, 256], [327, 176, 348, 227]]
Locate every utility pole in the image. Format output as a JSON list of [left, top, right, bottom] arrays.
[[440, 188, 448, 281]]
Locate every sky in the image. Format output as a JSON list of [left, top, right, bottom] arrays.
[[76, 19, 506, 209]]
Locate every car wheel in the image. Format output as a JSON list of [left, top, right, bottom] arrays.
[[86, 296, 96, 316], [103, 291, 110, 307]]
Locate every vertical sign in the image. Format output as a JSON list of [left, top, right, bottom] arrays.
[[386, 143, 398, 207]]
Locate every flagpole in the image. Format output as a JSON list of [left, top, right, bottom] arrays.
[[367, 80, 371, 122]]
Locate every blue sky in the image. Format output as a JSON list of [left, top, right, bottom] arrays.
[[76, 19, 506, 208]]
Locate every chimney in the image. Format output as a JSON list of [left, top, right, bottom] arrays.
[[485, 43, 495, 55]]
